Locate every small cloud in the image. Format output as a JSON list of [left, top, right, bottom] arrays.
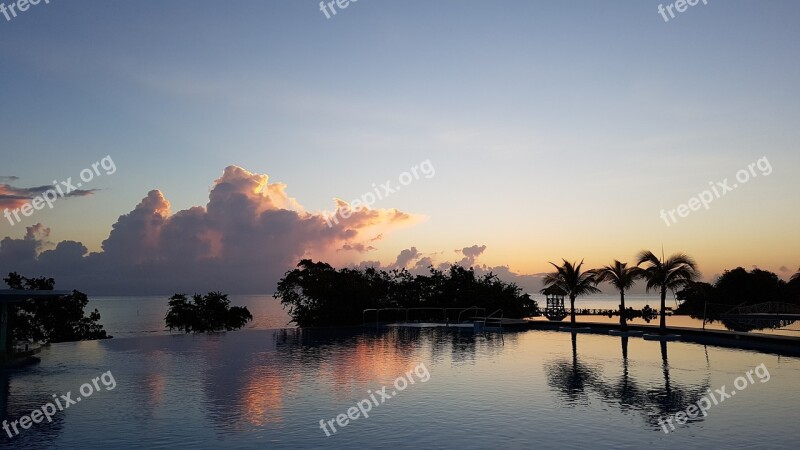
[[0, 183, 98, 209], [457, 244, 487, 267], [779, 265, 790, 273], [339, 243, 376, 253], [392, 247, 420, 269], [66, 189, 100, 197], [25, 223, 51, 241], [0, 176, 19, 182], [414, 256, 433, 269]]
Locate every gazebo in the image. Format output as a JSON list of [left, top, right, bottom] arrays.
[[0, 290, 71, 360], [540, 285, 568, 321]]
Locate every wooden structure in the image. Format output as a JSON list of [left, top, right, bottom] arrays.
[[540, 285, 568, 321]]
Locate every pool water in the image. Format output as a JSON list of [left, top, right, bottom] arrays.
[[2, 327, 798, 449]]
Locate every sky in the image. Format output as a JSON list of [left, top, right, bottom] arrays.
[[1, 0, 799, 294]]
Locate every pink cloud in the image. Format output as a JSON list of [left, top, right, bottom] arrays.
[[0, 166, 419, 294]]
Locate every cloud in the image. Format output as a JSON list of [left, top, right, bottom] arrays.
[[0, 176, 19, 182], [0, 166, 419, 295], [0, 182, 98, 209], [779, 266, 789, 273], [325, 198, 418, 230], [339, 243, 377, 253], [458, 244, 487, 267], [391, 247, 419, 269], [414, 256, 434, 270]]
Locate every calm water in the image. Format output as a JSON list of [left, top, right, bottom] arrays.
[[2, 327, 799, 449], [87, 295, 800, 337], [86, 295, 294, 337]]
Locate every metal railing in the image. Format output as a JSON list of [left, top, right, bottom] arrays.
[[723, 301, 800, 315], [484, 309, 503, 328], [457, 306, 485, 323]]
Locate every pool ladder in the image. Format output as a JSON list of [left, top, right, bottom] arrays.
[[473, 309, 503, 332]]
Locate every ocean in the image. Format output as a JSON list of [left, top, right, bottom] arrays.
[[84, 294, 681, 337]]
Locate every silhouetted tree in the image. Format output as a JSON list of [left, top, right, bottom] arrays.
[[674, 281, 715, 316], [541, 259, 600, 328], [637, 251, 699, 334], [787, 267, 800, 303], [675, 268, 800, 331], [165, 292, 253, 333], [592, 260, 643, 330], [3, 272, 108, 343]]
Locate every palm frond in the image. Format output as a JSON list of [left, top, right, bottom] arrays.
[[593, 260, 643, 293], [637, 249, 699, 293], [542, 259, 601, 297]]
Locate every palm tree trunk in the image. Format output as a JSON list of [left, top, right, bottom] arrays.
[[619, 290, 627, 330], [659, 287, 667, 334], [570, 295, 576, 327]]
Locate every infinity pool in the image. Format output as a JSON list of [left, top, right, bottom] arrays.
[[2, 327, 798, 449]]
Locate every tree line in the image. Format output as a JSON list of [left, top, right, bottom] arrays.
[[675, 267, 800, 316], [542, 250, 699, 334], [273, 259, 534, 327]]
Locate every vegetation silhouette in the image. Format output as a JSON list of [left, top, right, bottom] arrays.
[[637, 251, 699, 334], [3, 272, 108, 343], [674, 266, 800, 331], [678, 267, 800, 313], [592, 260, 643, 330], [541, 260, 600, 328], [274, 259, 532, 327], [165, 292, 253, 333]]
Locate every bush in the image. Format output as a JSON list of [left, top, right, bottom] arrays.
[[165, 292, 253, 333]]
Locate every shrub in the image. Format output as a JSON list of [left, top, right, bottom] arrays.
[[165, 292, 253, 333]]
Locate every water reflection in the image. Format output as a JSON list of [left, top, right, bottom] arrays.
[[240, 359, 287, 426], [545, 332, 711, 431], [0, 364, 64, 448], [197, 327, 513, 431], [3, 326, 788, 448], [721, 318, 796, 332]]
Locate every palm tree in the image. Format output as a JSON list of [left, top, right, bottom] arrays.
[[593, 261, 643, 331], [542, 259, 601, 327], [637, 250, 699, 334]]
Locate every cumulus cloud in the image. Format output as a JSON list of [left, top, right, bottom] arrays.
[[391, 247, 420, 269], [325, 198, 418, 231], [458, 244, 487, 267], [0, 166, 420, 294], [414, 256, 434, 270]]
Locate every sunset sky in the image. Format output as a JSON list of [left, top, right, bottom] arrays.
[[1, 1, 798, 294]]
